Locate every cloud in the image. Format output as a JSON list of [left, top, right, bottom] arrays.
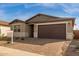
[[1, 3, 79, 15], [11, 9, 35, 20], [0, 4, 21, 8], [40, 3, 57, 7], [0, 10, 4, 16], [23, 3, 79, 15], [0, 3, 78, 22], [24, 3, 57, 8], [0, 9, 5, 17], [0, 9, 9, 21], [24, 3, 39, 8], [13, 13, 34, 20], [58, 3, 79, 14], [64, 8, 79, 14]]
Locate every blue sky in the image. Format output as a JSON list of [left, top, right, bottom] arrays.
[[0, 3, 79, 29]]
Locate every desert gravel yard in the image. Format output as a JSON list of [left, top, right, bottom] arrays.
[[66, 39, 79, 56], [0, 38, 71, 56]]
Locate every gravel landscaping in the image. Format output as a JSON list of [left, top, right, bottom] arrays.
[[66, 39, 79, 56]]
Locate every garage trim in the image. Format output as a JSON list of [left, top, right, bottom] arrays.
[[34, 21, 68, 39]]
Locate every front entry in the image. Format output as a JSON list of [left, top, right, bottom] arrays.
[[29, 25, 34, 37]]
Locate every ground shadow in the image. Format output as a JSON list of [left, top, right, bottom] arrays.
[[13, 38, 66, 45]]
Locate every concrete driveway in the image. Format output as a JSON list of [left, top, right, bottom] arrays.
[[0, 46, 41, 56]]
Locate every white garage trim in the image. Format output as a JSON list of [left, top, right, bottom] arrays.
[[36, 21, 68, 25], [34, 24, 38, 38], [34, 21, 68, 39]]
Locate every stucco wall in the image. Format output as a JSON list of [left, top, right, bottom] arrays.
[[66, 20, 74, 40], [0, 26, 10, 37], [10, 20, 74, 40], [34, 24, 38, 38], [10, 22, 29, 38], [11, 23, 26, 32]]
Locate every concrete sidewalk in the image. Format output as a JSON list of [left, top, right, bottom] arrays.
[[0, 46, 41, 56]]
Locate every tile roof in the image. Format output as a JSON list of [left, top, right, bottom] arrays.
[[0, 20, 9, 26]]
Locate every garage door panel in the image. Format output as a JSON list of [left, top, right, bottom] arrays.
[[38, 24, 66, 39]]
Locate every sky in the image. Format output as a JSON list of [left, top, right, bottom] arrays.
[[0, 3, 79, 29]]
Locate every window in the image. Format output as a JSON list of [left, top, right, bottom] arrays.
[[12, 25, 21, 32]]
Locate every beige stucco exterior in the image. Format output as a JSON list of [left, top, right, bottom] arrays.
[[10, 22, 29, 38], [66, 20, 74, 40], [10, 14, 74, 40], [33, 20, 74, 40], [10, 20, 74, 40], [0, 25, 10, 37]]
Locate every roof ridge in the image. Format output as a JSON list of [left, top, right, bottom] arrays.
[[25, 13, 75, 23], [9, 19, 25, 24]]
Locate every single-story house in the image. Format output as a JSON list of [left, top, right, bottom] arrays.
[[0, 20, 10, 37], [9, 14, 75, 40]]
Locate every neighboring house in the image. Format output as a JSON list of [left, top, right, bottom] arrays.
[[0, 20, 10, 37], [10, 14, 75, 40]]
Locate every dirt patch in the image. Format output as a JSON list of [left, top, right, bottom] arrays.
[[0, 38, 70, 56]]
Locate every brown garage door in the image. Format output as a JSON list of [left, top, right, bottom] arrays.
[[38, 24, 66, 39]]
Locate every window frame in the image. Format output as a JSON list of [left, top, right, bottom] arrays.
[[12, 25, 21, 32]]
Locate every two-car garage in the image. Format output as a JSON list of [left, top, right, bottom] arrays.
[[38, 24, 66, 39], [26, 14, 75, 40]]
